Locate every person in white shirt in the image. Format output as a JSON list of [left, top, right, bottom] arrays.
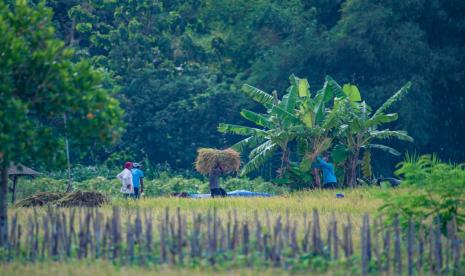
[[117, 161, 134, 198]]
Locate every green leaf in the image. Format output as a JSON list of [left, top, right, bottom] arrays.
[[370, 130, 414, 142], [331, 144, 350, 163], [286, 84, 299, 112], [363, 144, 400, 156], [271, 105, 300, 125], [366, 113, 398, 128], [230, 136, 265, 152], [372, 82, 411, 118], [300, 110, 314, 128], [299, 158, 312, 172], [242, 84, 275, 106], [321, 80, 334, 103], [218, 123, 267, 137], [325, 76, 345, 98], [240, 109, 274, 129], [342, 84, 362, 102], [279, 84, 299, 114], [298, 78, 310, 98], [313, 92, 326, 124], [241, 142, 278, 176], [249, 140, 274, 159]]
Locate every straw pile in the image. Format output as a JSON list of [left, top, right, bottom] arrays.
[[56, 190, 108, 207], [15, 191, 108, 208], [15, 192, 65, 207], [195, 148, 241, 175]]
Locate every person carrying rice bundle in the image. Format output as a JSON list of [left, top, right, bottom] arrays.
[[195, 148, 240, 197]]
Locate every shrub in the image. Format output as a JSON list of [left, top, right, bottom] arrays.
[[15, 177, 67, 200], [378, 154, 465, 232], [13, 172, 288, 202]]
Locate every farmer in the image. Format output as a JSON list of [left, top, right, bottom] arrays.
[[117, 161, 134, 198], [312, 154, 337, 189], [131, 162, 144, 199], [209, 164, 226, 197]]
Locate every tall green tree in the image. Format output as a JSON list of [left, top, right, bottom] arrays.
[[0, 1, 123, 247]]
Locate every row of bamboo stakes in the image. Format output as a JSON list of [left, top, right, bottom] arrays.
[[5, 207, 464, 275]]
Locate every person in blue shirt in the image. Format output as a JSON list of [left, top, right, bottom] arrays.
[[312, 154, 337, 189], [131, 163, 144, 199]]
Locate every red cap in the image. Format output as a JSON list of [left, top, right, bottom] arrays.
[[124, 162, 133, 169]]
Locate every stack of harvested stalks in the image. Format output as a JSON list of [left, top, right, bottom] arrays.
[[56, 191, 108, 207], [195, 148, 241, 175], [15, 190, 108, 208], [15, 192, 65, 207]]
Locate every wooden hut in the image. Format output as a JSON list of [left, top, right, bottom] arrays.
[[8, 164, 40, 203]]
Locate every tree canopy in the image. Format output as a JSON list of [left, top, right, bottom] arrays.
[[0, 0, 123, 246], [9, 0, 465, 174]]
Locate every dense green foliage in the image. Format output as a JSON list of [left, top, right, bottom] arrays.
[[15, 174, 288, 200], [220, 74, 412, 187], [0, 1, 123, 168], [34, 0, 464, 176], [379, 154, 465, 232], [0, 0, 123, 247]]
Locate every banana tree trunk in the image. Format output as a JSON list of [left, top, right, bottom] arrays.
[[313, 168, 321, 188], [280, 147, 289, 175], [278, 145, 290, 178], [345, 149, 359, 188]]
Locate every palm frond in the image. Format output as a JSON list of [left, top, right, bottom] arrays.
[[242, 84, 275, 106], [372, 81, 411, 118]]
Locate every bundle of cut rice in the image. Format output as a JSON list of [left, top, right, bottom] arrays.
[[195, 148, 241, 175]]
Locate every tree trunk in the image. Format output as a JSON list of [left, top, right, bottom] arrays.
[[278, 146, 290, 178], [313, 168, 321, 189], [346, 150, 359, 188], [0, 165, 9, 247]]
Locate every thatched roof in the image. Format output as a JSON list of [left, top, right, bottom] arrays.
[[8, 164, 40, 176]]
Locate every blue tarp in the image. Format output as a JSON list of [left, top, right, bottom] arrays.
[[189, 190, 272, 198]]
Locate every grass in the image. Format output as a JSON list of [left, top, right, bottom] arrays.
[[0, 260, 312, 276], [11, 187, 391, 237], [3, 187, 402, 275], [113, 187, 388, 215]]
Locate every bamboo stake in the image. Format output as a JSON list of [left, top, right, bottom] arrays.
[[394, 216, 402, 275]]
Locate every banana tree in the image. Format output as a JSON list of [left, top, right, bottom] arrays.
[[218, 80, 300, 177], [334, 82, 414, 187], [289, 75, 357, 187], [219, 74, 348, 185]]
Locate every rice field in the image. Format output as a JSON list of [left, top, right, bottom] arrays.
[[3, 188, 462, 275], [0, 260, 324, 276]]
